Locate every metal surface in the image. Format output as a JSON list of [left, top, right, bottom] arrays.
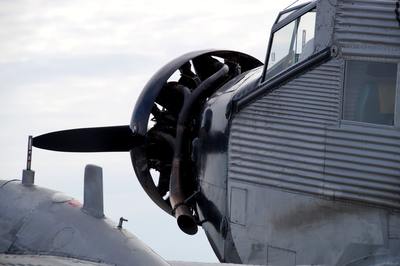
[[226, 182, 400, 265], [230, 56, 400, 208], [230, 59, 342, 202], [130, 50, 262, 136], [169, 262, 260, 266], [170, 64, 230, 235], [226, 53, 400, 263], [82, 165, 104, 218], [0, 254, 112, 266], [233, 47, 331, 112], [26, 136, 32, 171], [197, 67, 263, 263], [334, 0, 400, 61], [21, 170, 34, 187], [221, 0, 400, 264], [0, 180, 169, 266], [117, 217, 128, 229], [130, 50, 262, 220], [22, 136, 35, 186], [325, 123, 400, 208]]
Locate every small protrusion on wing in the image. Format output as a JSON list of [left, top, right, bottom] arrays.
[[82, 164, 104, 218]]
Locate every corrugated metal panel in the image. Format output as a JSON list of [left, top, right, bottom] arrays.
[[229, 57, 400, 209], [335, 0, 400, 60], [229, 59, 341, 201], [325, 125, 400, 208]]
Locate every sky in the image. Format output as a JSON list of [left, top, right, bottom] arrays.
[[0, 0, 295, 262]]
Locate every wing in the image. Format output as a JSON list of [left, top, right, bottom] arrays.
[[169, 261, 262, 266], [0, 254, 112, 266]]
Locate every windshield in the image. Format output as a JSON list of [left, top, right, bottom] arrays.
[[265, 9, 316, 80]]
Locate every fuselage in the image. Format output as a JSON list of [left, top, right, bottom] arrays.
[[196, 0, 400, 264]]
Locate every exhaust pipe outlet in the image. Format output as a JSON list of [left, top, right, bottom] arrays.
[[170, 158, 198, 235], [169, 64, 230, 235], [175, 204, 198, 235]]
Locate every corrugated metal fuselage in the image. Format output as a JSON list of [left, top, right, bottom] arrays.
[[197, 0, 400, 264]]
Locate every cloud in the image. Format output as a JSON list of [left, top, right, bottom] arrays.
[[0, 0, 288, 62]]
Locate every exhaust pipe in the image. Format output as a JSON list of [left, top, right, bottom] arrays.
[[169, 64, 229, 235]]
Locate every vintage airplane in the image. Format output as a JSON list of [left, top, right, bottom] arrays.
[[1, 0, 400, 265]]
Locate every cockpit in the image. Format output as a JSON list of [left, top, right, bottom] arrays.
[[261, 0, 399, 128], [263, 1, 316, 81]]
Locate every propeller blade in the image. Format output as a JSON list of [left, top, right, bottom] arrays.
[[33, 125, 144, 152]]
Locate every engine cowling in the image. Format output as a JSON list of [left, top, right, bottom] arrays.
[[130, 50, 262, 234]]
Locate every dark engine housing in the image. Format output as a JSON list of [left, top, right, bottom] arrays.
[[129, 50, 262, 236]]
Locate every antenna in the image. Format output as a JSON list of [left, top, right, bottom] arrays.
[[22, 135, 35, 186], [26, 135, 33, 170]]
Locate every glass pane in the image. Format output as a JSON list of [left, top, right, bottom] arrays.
[[265, 9, 316, 81], [265, 21, 296, 79], [294, 10, 315, 63], [343, 61, 397, 126]]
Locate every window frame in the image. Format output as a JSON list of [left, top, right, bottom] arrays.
[[274, 3, 309, 24], [261, 1, 317, 83], [340, 60, 400, 129]]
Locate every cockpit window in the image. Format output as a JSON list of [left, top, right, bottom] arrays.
[[266, 21, 296, 78], [343, 61, 398, 126], [265, 9, 316, 80]]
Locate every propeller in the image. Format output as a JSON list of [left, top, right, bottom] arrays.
[[30, 50, 263, 235], [32, 125, 144, 152]]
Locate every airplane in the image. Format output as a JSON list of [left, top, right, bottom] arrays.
[[1, 0, 400, 265]]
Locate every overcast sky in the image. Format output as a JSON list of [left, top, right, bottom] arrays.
[[0, 0, 295, 262]]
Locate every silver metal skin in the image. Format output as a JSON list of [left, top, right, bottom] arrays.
[[82, 164, 104, 218], [21, 170, 34, 186], [197, 0, 400, 264], [212, 0, 400, 264], [0, 178, 170, 266], [0, 254, 112, 266]]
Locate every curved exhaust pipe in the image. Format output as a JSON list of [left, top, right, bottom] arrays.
[[169, 64, 229, 235]]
